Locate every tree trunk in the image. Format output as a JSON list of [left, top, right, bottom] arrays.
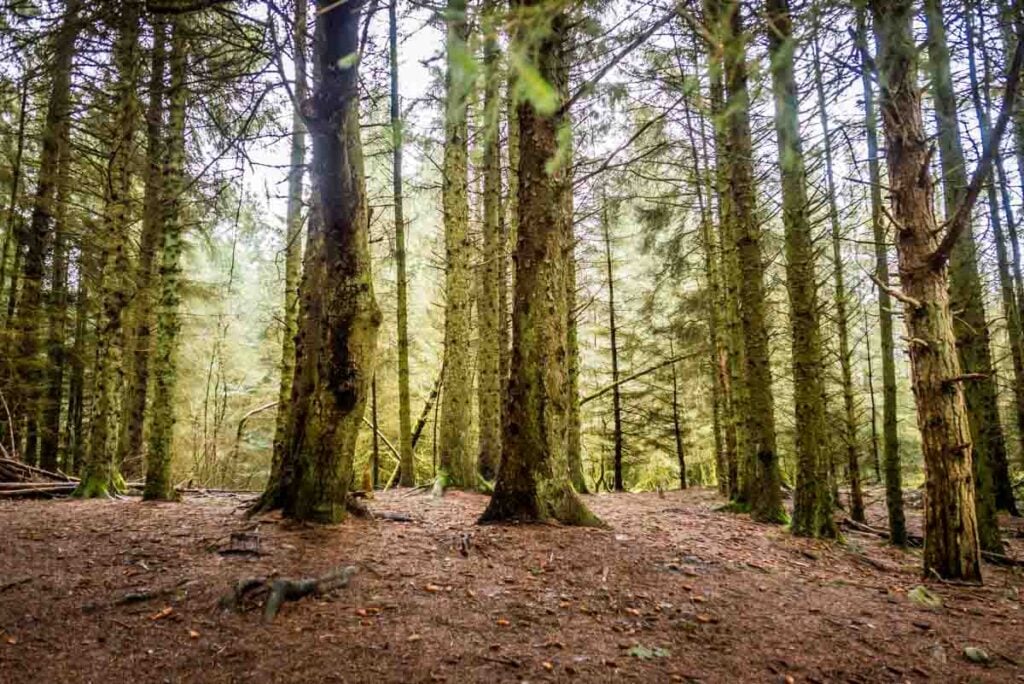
[[870, 0, 981, 581], [39, 133, 72, 472], [143, 17, 188, 501], [477, 0, 502, 481], [924, 0, 1008, 546], [684, 72, 726, 495], [970, 0, 1023, 512], [768, 0, 834, 536], [857, 4, 907, 545], [116, 17, 168, 477], [438, 0, 474, 488], [267, 0, 308, 494], [390, 0, 415, 487], [0, 72, 28, 322], [705, 31, 740, 497], [13, 0, 81, 469], [718, 0, 784, 522], [479, 6, 599, 527], [811, 14, 864, 524], [258, 0, 380, 522], [602, 200, 625, 492], [77, 0, 142, 497]]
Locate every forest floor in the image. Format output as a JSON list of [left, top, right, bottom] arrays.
[[0, 486, 1022, 683]]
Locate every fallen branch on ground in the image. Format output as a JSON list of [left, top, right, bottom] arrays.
[[220, 565, 357, 622], [841, 517, 1024, 567]]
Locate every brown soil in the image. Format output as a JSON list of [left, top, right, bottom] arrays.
[[0, 487, 1021, 683]]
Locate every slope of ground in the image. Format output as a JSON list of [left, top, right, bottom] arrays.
[[0, 487, 1021, 682]]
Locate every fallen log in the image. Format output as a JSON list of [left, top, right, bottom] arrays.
[[0, 483, 76, 498], [841, 517, 1024, 567], [0, 457, 75, 483], [219, 565, 358, 622]]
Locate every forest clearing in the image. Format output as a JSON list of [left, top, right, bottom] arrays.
[[1, 488, 1021, 683]]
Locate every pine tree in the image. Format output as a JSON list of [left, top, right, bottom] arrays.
[[257, 0, 380, 522], [767, 0, 833, 537], [480, 4, 599, 526], [438, 0, 475, 489]]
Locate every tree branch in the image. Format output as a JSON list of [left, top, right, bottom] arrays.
[[931, 34, 1024, 269]]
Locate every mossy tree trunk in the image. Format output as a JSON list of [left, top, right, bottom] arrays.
[[972, 0, 1024, 487], [116, 17, 167, 477], [767, 0, 833, 537], [40, 133, 72, 472], [439, 0, 475, 489], [258, 0, 380, 522], [267, 0, 308, 495], [479, 5, 599, 527], [716, 0, 784, 522], [924, 0, 1009, 545], [704, 24, 740, 497], [856, 3, 906, 545], [811, 14, 864, 523], [79, 0, 144, 498], [143, 16, 188, 502], [0, 73, 28, 345], [389, 0, 415, 487], [477, 0, 502, 482], [13, 0, 80, 468], [871, 0, 982, 581]]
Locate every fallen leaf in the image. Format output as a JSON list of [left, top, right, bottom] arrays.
[[496, 618, 510, 627], [149, 607, 174, 621], [188, 629, 200, 639], [5, 636, 16, 645], [407, 634, 422, 642], [424, 584, 442, 593], [542, 661, 554, 671]]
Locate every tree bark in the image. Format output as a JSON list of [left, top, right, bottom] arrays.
[[924, 0, 1008, 546], [479, 5, 599, 527], [717, 0, 784, 522], [811, 13, 864, 524], [143, 16, 189, 501], [857, 3, 906, 545], [267, 0, 308, 495], [439, 0, 475, 488], [768, 0, 834, 537], [258, 0, 380, 522], [116, 16, 168, 477], [477, 0, 502, 482], [79, 0, 143, 498], [390, 0, 415, 487], [870, 0, 981, 581]]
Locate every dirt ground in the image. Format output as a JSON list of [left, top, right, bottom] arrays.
[[0, 486, 1022, 683]]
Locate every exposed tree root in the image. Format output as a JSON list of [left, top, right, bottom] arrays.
[[220, 565, 357, 622]]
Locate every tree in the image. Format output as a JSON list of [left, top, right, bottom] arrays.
[[868, 0, 1022, 580], [766, 0, 834, 537], [77, 0, 143, 498], [438, 0, 475, 489], [257, 0, 381, 522], [479, 3, 599, 526], [811, 9, 864, 523], [856, 2, 906, 545], [710, 0, 784, 522], [117, 16, 168, 476], [923, 0, 1008, 548], [477, 0, 503, 481], [267, 0, 308, 493], [390, 0, 415, 487], [144, 14, 189, 501]]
